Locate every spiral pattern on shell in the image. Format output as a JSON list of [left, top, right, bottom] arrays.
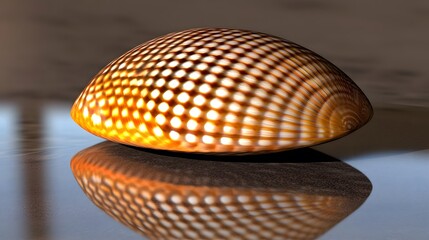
[[71, 28, 372, 153]]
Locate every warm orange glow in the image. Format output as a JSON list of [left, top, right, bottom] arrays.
[[70, 28, 372, 153], [71, 142, 372, 239]]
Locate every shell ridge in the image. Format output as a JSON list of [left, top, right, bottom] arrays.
[[71, 28, 373, 154]]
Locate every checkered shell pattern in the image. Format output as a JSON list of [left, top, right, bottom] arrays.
[[71, 28, 373, 153], [71, 142, 370, 239]]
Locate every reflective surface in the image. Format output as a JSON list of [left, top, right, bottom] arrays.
[[71, 142, 371, 239], [2, 103, 429, 239]]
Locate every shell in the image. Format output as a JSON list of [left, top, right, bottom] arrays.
[[71, 28, 373, 154], [71, 141, 372, 239]]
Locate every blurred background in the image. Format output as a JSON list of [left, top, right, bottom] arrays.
[[1, 0, 428, 239], [1, 0, 429, 107]]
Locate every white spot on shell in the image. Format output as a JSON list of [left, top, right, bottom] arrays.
[[72, 28, 372, 154]]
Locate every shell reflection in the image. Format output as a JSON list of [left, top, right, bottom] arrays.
[[71, 142, 372, 240]]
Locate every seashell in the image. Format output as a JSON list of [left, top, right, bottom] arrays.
[[71, 28, 373, 154], [71, 141, 372, 240]]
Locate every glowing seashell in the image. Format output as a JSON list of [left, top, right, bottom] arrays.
[[71, 28, 373, 153], [71, 141, 372, 240]]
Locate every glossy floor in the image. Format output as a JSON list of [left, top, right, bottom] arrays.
[[1, 102, 428, 239]]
